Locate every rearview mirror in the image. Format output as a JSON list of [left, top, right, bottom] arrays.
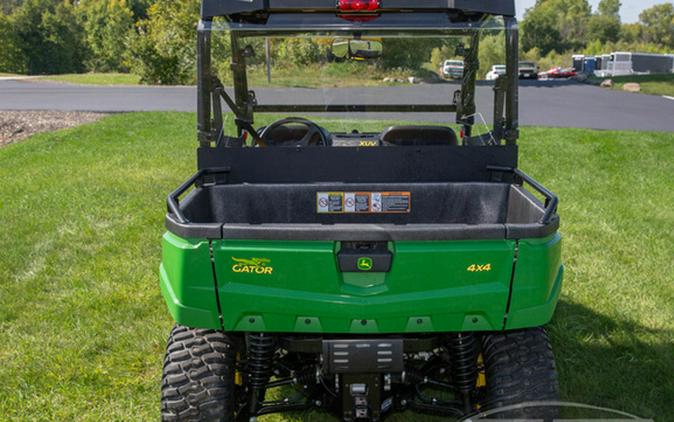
[[330, 39, 383, 61]]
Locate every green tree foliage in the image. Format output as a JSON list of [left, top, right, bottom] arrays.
[[521, 0, 592, 55], [126, 0, 199, 84], [589, 11, 621, 44], [620, 23, 642, 44], [1, 0, 23, 14], [0, 13, 26, 72], [521, 7, 562, 55], [275, 38, 323, 66], [478, 34, 506, 77], [639, 3, 674, 49], [79, 0, 134, 72], [598, 0, 621, 18], [587, 0, 622, 44], [381, 38, 441, 70], [126, 0, 152, 19], [12, 0, 87, 74]]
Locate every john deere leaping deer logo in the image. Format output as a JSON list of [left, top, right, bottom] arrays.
[[231, 257, 273, 275]]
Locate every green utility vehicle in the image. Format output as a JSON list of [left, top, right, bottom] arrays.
[[160, 1, 563, 420]]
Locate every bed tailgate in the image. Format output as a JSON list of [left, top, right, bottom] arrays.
[[211, 239, 516, 333]]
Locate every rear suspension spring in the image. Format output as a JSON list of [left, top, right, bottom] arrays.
[[447, 333, 478, 413], [246, 333, 276, 416]]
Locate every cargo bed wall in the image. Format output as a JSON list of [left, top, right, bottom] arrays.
[[183, 183, 510, 225], [168, 182, 556, 240]]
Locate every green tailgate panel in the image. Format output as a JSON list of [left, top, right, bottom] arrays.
[[210, 239, 516, 333]]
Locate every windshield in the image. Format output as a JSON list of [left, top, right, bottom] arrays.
[[198, 16, 516, 147]]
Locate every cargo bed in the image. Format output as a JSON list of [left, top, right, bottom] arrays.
[[166, 170, 558, 241]]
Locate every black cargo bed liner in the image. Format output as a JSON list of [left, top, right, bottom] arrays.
[[166, 181, 558, 241]]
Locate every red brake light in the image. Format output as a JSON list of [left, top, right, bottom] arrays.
[[338, 0, 380, 12]]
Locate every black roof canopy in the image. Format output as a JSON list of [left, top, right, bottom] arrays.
[[201, 0, 516, 20]]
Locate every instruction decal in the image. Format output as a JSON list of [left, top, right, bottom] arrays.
[[317, 192, 410, 214]]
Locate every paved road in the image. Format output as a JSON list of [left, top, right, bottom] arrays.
[[1, 79, 673, 131]]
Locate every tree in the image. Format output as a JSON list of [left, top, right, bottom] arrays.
[[0, 13, 26, 73], [521, 6, 562, 55], [126, 0, 200, 84], [478, 34, 505, 77], [521, 0, 592, 55], [380, 38, 441, 70], [620, 22, 642, 44], [639, 3, 674, 49], [12, 0, 87, 74], [588, 0, 621, 43], [588, 15, 621, 43], [126, 0, 152, 19], [79, 0, 134, 72], [597, 0, 621, 18]]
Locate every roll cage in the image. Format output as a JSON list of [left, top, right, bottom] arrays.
[[195, 1, 519, 150]]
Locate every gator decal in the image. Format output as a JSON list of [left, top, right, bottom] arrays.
[[231, 257, 273, 275]]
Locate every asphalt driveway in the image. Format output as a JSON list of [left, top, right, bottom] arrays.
[[1, 79, 673, 131]]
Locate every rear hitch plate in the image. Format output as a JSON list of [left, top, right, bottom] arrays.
[[322, 339, 404, 373]]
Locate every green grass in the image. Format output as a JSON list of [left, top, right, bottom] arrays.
[[597, 73, 674, 97], [0, 113, 672, 421], [38, 72, 142, 86]]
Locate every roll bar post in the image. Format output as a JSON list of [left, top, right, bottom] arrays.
[[504, 16, 519, 145], [197, 20, 213, 147]]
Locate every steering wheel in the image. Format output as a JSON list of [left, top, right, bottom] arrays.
[[258, 117, 330, 147]]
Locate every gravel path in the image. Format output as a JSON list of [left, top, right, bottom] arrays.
[[0, 110, 107, 146]]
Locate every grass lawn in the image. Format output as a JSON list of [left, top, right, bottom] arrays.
[[38, 72, 142, 86], [0, 113, 672, 421], [597, 73, 674, 97]]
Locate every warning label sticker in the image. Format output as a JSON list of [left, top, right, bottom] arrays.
[[317, 192, 344, 213], [317, 192, 410, 214]]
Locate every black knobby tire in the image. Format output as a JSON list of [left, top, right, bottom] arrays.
[[161, 325, 237, 422], [481, 327, 560, 418]]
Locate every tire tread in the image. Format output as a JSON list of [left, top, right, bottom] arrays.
[[161, 325, 236, 422]]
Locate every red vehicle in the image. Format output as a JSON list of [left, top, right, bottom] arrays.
[[538, 66, 577, 79]]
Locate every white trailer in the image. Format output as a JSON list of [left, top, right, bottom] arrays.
[[595, 52, 674, 77]]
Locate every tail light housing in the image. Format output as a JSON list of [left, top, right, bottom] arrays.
[[337, 0, 381, 12], [337, 0, 381, 21]]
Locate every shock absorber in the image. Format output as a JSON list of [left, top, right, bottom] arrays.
[[447, 333, 478, 414], [246, 333, 275, 418]]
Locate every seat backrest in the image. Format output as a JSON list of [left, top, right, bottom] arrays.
[[380, 125, 458, 146]]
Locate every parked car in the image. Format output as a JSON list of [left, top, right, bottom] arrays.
[[518, 61, 538, 79], [442, 59, 464, 79], [538, 67, 577, 79], [485, 64, 506, 80]]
